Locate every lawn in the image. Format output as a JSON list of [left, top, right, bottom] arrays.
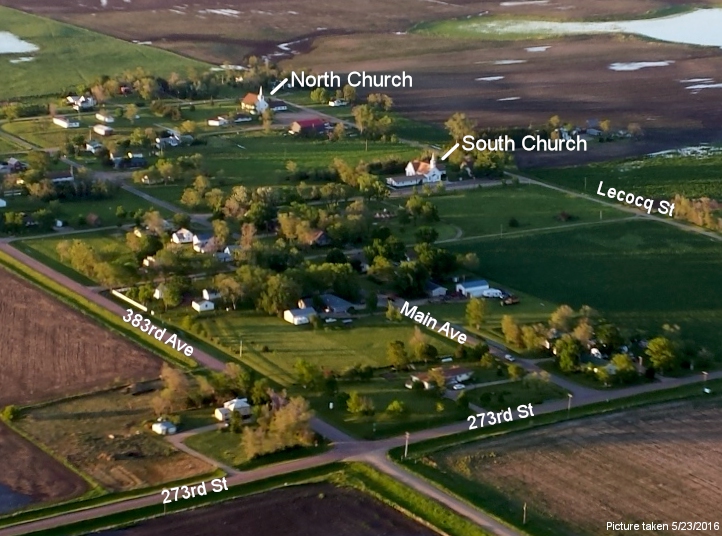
[[529, 151, 722, 200], [184, 429, 329, 470], [466, 379, 568, 412], [15, 388, 213, 493], [0, 7, 207, 100], [443, 219, 722, 354], [433, 183, 630, 239], [308, 376, 470, 439], [179, 310, 461, 385]]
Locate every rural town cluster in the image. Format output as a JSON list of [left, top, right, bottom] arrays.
[[1, 1, 720, 536]]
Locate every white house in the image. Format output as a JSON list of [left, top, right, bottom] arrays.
[[0, 199, 6, 208], [86, 139, 103, 154], [153, 284, 166, 300], [192, 232, 213, 246], [202, 288, 222, 301], [171, 228, 194, 244], [207, 116, 229, 127], [67, 95, 95, 110], [52, 116, 80, 129], [93, 124, 114, 137], [214, 397, 252, 421], [408, 366, 473, 390], [95, 111, 115, 124], [425, 281, 447, 298], [151, 420, 177, 435], [283, 307, 316, 325], [455, 279, 490, 298], [194, 238, 220, 254], [192, 300, 215, 312]]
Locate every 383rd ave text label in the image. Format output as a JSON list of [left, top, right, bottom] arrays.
[[122, 309, 194, 357]]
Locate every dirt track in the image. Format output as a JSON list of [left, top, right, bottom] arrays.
[[99, 483, 438, 536]]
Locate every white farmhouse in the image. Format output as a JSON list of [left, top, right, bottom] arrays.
[[455, 279, 490, 298], [151, 420, 177, 435], [215, 397, 252, 421], [171, 228, 194, 244]]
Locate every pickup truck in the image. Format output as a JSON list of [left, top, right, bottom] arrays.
[[501, 295, 520, 306]]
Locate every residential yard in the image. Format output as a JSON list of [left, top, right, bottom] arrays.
[[466, 379, 568, 412], [174, 310, 462, 386], [0, 6, 206, 100], [184, 429, 328, 470], [433, 183, 630, 239], [428, 396, 722, 536], [307, 376, 470, 439], [15, 388, 213, 492], [444, 219, 722, 356], [530, 151, 722, 200]]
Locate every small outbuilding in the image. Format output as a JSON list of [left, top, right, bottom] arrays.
[[455, 279, 490, 298], [202, 288, 222, 301], [52, 116, 80, 129], [215, 398, 252, 421], [283, 307, 316, 325], [425, 281, 448, 298], [151, 420, 177, 435], [93, 124, 114, 137], [95, 111, 115, 124], [0, 198, 6, 208], [192, 300, 215, 313]]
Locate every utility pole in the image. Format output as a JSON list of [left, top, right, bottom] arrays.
[[239, 339, 243, 360], [567, 393, 573, 418], [404, 431, 410, 459], [523, 502, 527, 525], [584, 177, 587, 191]]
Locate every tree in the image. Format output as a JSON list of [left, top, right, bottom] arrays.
[[444, 112, 476, 142], [387, 340, 409, 369], [250, 378, 271, 405], [346, 391, 374, 415], [645, 337, 678, 373], [155, 363, 190, 412], [342, 84, 357, 102], [224, 362, 253, 395], [572, 318, 594, 347], [415, 226, 439, 244], [480, 352, 496, 369], [466, 297, 486, 330], [427, 368, 447, 391], [365, 290, 377, 313], [215, 273, 244, 309], [610, 353, 637, 384], [258, 274, 302, 315], [180, 120, 196, 135], [415, 343, 439, 364], [261, 108, 274, 132], [501, 315, 522, 347], [143, 210, 166, 237], [456, 391, 469, 409], [124, 104, 139, 124], [549, 304, 575, 332], [385, 302, 402, 322], [294, 359, 322, 389], [212, 219, 230, 248], [507, 363, 526, 381], [310, 87, 329, 104], [386, 399, 407, 415], [600, 119, 612, 133], [555, 335, 582, 372]]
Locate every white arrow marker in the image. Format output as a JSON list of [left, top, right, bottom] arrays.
[[270, 78, 288, 96], [441, 142, 460, 161]]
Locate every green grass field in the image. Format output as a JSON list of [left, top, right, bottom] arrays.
[[0, 7, 207, 100], [466, 379, 568, 412], [529, 152, 722, 200], [434, 183, 630, 238], [182, 310, 461, 385], [184, 429, 328, 470], [309, 376, 470, 439], [444, 219, 722, 353]]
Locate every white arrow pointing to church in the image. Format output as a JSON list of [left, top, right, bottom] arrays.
[[270, 78, 289, 96], [441, 143, 460, 161]]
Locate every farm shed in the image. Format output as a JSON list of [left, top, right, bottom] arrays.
[[456, 279, 490, 298], [215, 398, 252, 421], [192, 300, 215, 313], [289, 119, 328, 135], [202, 288, 222, 301], [151, 420, 177, 435], [95, 111, 115, 124], [283, 307, 316, 325], [425, 281, 448, 298], [52, 116, 80, 129], [93, 124, 114, 137]]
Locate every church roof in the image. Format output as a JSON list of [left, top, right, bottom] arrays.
[[409, 159, 445, 175], [242, 93, 259, 105]]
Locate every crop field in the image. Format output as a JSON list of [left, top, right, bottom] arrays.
[[15, 389, 213, 492], [433, 183, 630, 238], [530, 152, 722, 199], [0, 6, 206, 100], [0, 423, 87, 515], [431, 396, 722, 536], [0, 268, 161, 406], [98, 481, 437, 536], [184, 311, 460, 385], [444, 219, 722, 353]]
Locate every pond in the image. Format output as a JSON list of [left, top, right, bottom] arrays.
[[0, 31, 38, 54], [473, 8, 722, 48]]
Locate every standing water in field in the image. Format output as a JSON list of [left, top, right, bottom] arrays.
[[466, 8, 722, 48], [0, 32, 38, 54]]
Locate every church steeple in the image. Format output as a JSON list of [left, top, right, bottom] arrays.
[[430, 153, 437, 169]]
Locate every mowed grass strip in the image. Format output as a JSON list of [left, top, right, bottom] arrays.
[[434, 183, 629, 239], [444, 218, 722, 352], [0, 6, 207, 100]]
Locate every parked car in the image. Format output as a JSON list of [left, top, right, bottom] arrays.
[[501, 295, 520, 306], [452, 383, 465, 390], [481, 288, 504, 299], [504, 354, 516, 362], [329, 99, 348, 107]]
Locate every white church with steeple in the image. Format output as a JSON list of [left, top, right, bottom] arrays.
[[386, 153, 446, 188], [241, 87, 269, 115]]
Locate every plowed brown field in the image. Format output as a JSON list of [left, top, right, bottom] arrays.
[[434, 397, 722, 536]]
